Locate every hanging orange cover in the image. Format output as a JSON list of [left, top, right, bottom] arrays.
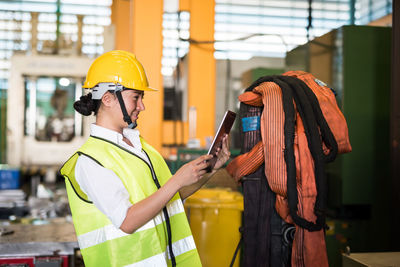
[[227, 71, 351, 267]]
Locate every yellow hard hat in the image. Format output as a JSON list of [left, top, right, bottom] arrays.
[[82, 50, 157, 92]]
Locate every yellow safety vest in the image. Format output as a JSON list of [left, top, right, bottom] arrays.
[[60, 136, 202, 267]]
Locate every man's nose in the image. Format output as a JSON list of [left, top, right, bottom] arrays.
[[137, 98, 145, 111]]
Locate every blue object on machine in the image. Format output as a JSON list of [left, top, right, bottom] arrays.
[[242, 116, 261, 132], [0, 168, 20, 189]]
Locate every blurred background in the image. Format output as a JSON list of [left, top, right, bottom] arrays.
[[0, 0, 398, 266]]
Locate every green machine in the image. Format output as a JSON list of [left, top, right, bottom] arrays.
[[167, 148, 241, 174], [286, 25, 392, 266], [241, 67, 285, 89]]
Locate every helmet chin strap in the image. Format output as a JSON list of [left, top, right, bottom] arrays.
[[115, 85, 137, 129]]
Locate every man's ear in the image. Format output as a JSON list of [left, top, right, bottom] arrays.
[[101, 91, 116, 107]]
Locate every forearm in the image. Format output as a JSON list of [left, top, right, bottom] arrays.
[[179, 170, 216, 200], [120, 177, 181, 234], [120, 154, 213, 233]]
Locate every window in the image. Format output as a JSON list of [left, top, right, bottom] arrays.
[[0, 0, 112, 89], [24, 76, 82, 142], [213, 0, 392, 60]]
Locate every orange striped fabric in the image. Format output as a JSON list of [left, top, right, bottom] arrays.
[[284, 70, 352, 154], [253, 82, 288, 197], [254, 81, 330, 267], [225, 141, 264, 182], [238, 91, 264, 107], [226, 71, 351, 267]]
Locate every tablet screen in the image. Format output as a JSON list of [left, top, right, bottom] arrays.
[[206, 110, 236, 171]]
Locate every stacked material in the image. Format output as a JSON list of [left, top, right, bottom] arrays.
[[0, 190, 27, 219]]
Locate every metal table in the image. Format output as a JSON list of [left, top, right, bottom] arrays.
[[0, 221, 79, 266]]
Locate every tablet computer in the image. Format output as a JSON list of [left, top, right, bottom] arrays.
[[206, 110, 236, 172]]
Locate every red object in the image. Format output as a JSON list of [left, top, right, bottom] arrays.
[[227, 71, 352, 267], [0, 255, 69, 267], [0, 257, 35, 267]]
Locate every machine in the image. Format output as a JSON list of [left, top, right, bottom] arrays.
[[7, 54, 93, 180]]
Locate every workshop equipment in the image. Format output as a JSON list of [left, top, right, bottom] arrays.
[[0, 221, 78, 267]]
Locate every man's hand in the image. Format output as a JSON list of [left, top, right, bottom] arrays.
[[173, 154, 213, 188], [212, 134, 231, 171]]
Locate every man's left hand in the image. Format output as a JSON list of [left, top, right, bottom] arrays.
[[212, 134, 231, 171]]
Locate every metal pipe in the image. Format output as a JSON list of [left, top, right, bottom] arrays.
[[74, 79, 82, 137], [54, 0, 61, 54], [27, 77, 37, 137], [306, 0, 312, 41], [30, 12, 38, 54], [76, 15, 83, 56], [350, 0, 355, 25], [390, 0, 400, 251]]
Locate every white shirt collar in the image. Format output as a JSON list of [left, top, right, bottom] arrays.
[[123, 127, 143, 151], [90, 123, 121, 144], [90, 124, 143, 151]]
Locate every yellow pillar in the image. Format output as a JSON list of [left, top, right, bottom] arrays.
[[161, 0, 215, 148], [132, 0, 164, 151], [186, 0, 216, 146], [112, 0, 215, 150], [179, 0, 190, 12], [111, 0, 133, 51], [112, 0, 164, 151]]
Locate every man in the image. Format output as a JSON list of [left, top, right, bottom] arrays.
[[60, 50, 230, 266]]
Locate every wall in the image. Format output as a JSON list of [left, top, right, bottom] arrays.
[[215, 57, 285, 130]]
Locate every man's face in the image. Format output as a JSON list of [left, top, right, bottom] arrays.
[[120, 89, 145, 125]]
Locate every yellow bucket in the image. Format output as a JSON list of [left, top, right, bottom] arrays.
[[184, 188, 243, 267]]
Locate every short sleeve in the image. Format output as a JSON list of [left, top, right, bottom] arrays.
[[75, 155, 133, 228]]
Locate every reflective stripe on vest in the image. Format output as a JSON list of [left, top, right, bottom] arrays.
[[125, 236, 197, 267], [78, 198, 184, 249], [60, 136, 202, 267]]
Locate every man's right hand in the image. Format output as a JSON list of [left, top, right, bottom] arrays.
[[173, 154, 213, 188]]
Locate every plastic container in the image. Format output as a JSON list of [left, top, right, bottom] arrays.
[[184, 188, 243, 267], [0, 165, 20, 189]]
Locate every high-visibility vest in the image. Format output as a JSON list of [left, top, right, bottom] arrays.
[[60, 136, 201, 267]]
